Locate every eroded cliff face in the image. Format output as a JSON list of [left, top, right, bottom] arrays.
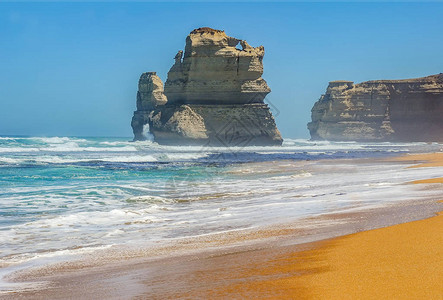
[[131, 27, 282, 146], [308, 74, 443, 142], [165, 27, 270, 105]]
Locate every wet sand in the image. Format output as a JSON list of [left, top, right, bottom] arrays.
[[413, 177, 443, 184], [3, 200, 442, 299], [395, 152, 443, 168], [3, 153, 443, 299], [164, 211, 443, 299], [203, 212, 442, 299], [397, 152, 443, 183]]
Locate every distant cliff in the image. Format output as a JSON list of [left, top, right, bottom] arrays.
[[308, 74, 443, 142], [131, 27, 282, 146]]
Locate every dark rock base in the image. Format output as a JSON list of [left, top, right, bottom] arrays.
[[132, 104, 282, 146]]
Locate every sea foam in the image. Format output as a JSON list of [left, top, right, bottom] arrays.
[[1, 136, 443, 289]]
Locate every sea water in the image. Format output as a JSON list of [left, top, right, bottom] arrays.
[[0, 136, 442, 286]]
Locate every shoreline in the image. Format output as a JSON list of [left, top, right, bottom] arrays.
[[2, 152, 443, 299], [3, 200, 442, 299], [189, 209, 443, 299]]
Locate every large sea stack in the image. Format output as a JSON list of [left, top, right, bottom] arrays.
[[131, 27, 282, 146], [308, 74, 443, 142]]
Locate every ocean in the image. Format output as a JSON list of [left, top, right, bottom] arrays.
[[1, 136, 442, 291]]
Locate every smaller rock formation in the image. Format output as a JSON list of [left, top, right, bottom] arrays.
[[308, 74, 443, 142], [136, 72, 167, 110], [131, 27, 282, 146], [131, 72, 167, 141]]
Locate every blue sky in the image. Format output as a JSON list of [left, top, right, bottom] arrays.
[[1, 2, 442, 138]]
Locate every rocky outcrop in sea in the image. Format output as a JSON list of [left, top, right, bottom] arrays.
[[131, 27, 282, 146], [308, 74, 443, 142]]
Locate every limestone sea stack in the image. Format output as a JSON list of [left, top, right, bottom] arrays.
[[131, 27, 282, 146], [308, 74, 443, 142]]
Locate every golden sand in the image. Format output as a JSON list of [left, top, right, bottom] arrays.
[[203, 153, 443, 299], [196, 212, 443, 299], [400, 153, 443, 183], [413, 177, 443, 184], [395, 152, 443, 168], [7, 154, 443, 299]]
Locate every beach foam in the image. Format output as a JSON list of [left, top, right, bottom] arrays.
[[1, 136, 443, 293]]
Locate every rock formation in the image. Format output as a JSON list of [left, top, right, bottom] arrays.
[[136, 72, 167, 110], [132, 27, 282, 146], [308, 74, 443, 142], [131, 72, 167, 141], [165, 27, 270, 105]]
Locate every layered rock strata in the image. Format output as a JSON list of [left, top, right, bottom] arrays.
[[131, 27, 282, 146], [165, 27, 270, 105], [308, 74, 443, 142]]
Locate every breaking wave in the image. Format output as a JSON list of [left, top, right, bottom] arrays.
[[1, 135, 443, 288]]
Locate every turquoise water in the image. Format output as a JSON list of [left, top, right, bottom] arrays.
[[1, 136, 442, 284]]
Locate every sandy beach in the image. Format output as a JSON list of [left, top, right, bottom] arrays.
[[2, 153, 443, 299], [396, 152, 443, 168], [2, 1, 443, 299]]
